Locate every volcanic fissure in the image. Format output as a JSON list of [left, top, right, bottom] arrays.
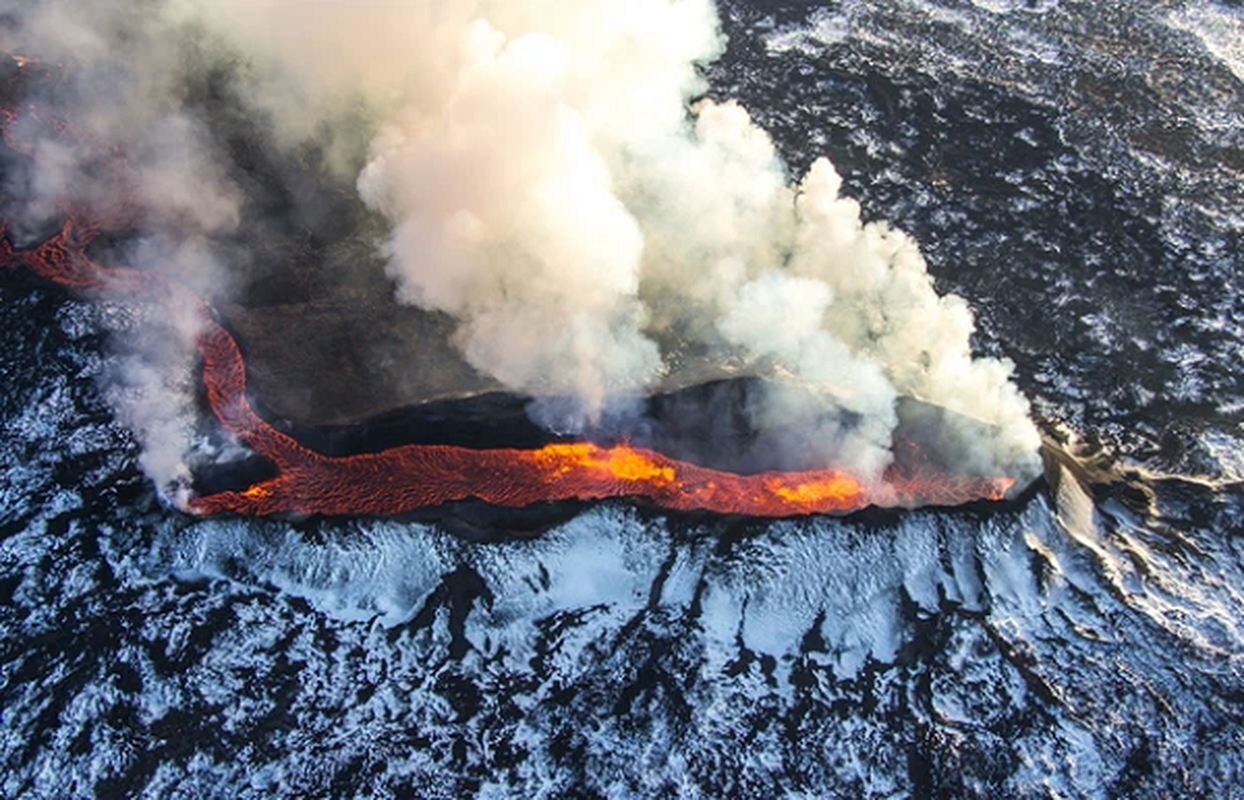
[[0, 56, 1016, 519]]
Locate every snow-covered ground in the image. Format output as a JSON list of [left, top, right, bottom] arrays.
[[3, 0, 1244, 796]]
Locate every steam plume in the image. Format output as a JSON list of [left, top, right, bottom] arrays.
[[2, 0, 1041, 488], [0, 0, 243, 493]]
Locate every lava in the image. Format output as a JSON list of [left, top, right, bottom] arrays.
[[0, 57, 1015, 519]]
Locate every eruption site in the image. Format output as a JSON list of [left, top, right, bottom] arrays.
[[0, 196, 1014, 517], [0, 0, 1042, 518]]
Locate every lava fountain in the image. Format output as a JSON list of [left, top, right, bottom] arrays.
[[0, 57, 1015, 519]]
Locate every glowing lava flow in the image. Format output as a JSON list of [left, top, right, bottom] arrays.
[[0, 60, 1015, 518]]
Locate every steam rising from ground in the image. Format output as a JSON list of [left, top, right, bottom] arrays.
[[1, 0, 1041, 490], [0, 0, 244, 494]]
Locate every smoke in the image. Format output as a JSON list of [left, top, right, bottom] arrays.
[[0, 0, 244, 494], [101, 296, 204, 506], [717, 270, 899, 478], [2, 0, 1042, 488]]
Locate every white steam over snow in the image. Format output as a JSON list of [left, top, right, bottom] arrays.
[[0, 0, 245, 495], [3, 0, 1040, 485]]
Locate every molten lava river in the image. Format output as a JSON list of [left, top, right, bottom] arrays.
[[0, 59, 1014, 519]]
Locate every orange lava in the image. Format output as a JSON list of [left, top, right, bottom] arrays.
[[0, 58, 1015, 519]]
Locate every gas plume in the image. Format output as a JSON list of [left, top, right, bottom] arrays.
[[0, 0, 244, 493], [1, 0, 1042, 492]]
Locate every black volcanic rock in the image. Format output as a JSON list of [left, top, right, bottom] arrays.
[[244, 374, 1010, 480]]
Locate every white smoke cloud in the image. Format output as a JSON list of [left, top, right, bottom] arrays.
[[718, 270, 899, 477], [102, 303, 203, 505], [354, 22, 662, 420], [3, 0, 1042, 486], [188, 0, 1037, 480], [0, 0, 244, 496]]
